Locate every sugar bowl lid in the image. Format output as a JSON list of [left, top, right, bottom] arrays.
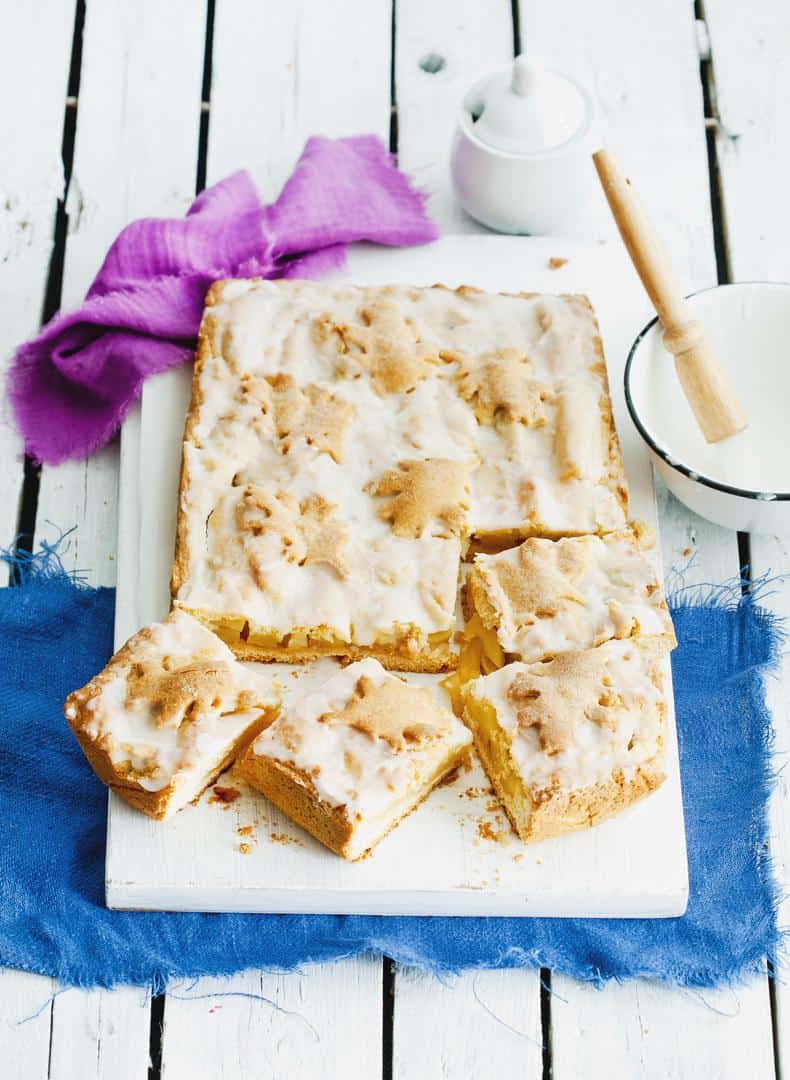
[[467, 55, 591, 155]]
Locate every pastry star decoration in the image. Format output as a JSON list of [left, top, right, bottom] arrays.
[[242, 372, 354, 464], [368, 458, 471, 539], [507, 651, 618, 757], [318, 675, 450, 751], [316, 298, 438, 394], [458, 348, 549, 427], [237, 485, 350, 579], [493, 540, 586, 625], [126, 658, 241, 728]]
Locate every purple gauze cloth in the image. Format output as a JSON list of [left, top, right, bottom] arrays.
[[9, 134, 438, 466]]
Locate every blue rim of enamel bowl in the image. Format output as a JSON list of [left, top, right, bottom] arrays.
[[624, 282, 790, 503]]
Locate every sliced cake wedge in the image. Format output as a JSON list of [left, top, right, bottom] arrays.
[[462, 639, 669, 843], [240, 658, 472, 859], [64, 609, 280, 820]]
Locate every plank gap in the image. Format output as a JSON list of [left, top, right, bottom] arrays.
[[147, 992, 165, 1080], [511, 0, 522, 57], [738, 532, 752, 589], [768, 963, 782, 1080], [695, 0, 733, 285], [388, 0, 398, 155], [45, 996, 55, 1079], [381, 958, 395, 1080], [13, 457, 42, 572], [195, 0, 216, 194], [41, 0, 85, 326], [13, 0, 86, 567], [540, 968, 553, 1080]]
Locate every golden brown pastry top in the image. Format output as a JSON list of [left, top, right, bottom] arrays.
[[466, 638, 668, 795], [173, 281, 627, 648], [64, 609, 280, 792], [468, 527, 675, 662]]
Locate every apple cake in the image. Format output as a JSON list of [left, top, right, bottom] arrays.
[[462, 638, 670, 843], [463, 524, 675, 667], [64, 609, 280, 820], [239, 658, 472, 859], [171, 280, 628, 670]]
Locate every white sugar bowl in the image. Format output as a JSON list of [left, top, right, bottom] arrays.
[[450, 56, 599, 234]]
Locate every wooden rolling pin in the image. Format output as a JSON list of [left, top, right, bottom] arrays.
[[593, 148, 747, 444]]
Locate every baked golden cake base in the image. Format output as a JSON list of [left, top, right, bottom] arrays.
[[64, 610, 280, 820], [462, 639, 668, 844], [183, 607, 455, 673], [240, 658, 472, 859], [70, 721, 267, 821], [241, 742, 469, 860]]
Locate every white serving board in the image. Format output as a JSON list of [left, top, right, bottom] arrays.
[[107, 235, 688, 916]]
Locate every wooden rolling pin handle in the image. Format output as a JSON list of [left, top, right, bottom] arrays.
[[593, 148, 748, 444], [661, 319, 704, 357]]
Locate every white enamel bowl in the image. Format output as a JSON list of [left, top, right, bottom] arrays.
[[625, 282, 790, 533]]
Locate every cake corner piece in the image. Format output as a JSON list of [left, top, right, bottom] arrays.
[[64, 608, 280, 821], [462, 638, 669, 844]]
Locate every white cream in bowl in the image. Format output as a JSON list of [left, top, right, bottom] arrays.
[[625, 282, 790, 533]]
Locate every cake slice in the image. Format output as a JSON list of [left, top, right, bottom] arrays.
[[239, 658, 472, 859], [64, 609, 280, 820], [462, 639, 669, 843], [455, 291, 628, 546], [464, 526, 675, 669]]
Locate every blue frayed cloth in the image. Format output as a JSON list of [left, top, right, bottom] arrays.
[[0, 557, 782, 990]]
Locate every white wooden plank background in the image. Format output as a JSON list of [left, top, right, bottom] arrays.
[[0, 0, 75, 578], [705, 1, 790, 1075], [161, 959, 383, 1080], [1, 0, 787, 1075], [0, 0, 74, 1072]]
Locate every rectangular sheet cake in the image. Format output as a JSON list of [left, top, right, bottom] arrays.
[[171, 280, 628, 670]]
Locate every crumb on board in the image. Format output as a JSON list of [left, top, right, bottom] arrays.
[[548, 256, 568, 270], [239, 842, 253, 855], [682, 547, 693, 558], [476, 819, 509, 844], [209, 785, 241, 806], [460, 785, 495, 801], [270, 831, 304, 847], [237, 825, 255, 837], [485, 798, 501, 813], [513, 852, 524, 863]]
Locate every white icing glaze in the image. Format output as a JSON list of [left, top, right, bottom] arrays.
[[251, 657, 471, 854], [474, 530, 673, 661], [467, 640, 665, 794], [174, 281, 626, 644], [66, 610, 280, 802]]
